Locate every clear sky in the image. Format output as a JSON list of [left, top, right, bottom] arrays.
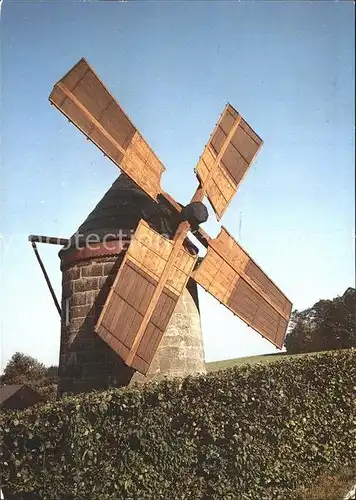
[[1, 0, 354, 369]]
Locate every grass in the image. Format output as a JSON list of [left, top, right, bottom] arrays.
[[206, 350, 325, 372]]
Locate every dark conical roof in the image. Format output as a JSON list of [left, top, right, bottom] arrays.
[[62, 173, 197, 253], [77, 174, 174, 237]]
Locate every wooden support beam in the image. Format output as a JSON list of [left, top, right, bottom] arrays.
[[28, 234, 69, 246], [30, 242, 62, 317]]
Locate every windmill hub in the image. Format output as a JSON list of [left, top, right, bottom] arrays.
[[181, 201, 209, 229]]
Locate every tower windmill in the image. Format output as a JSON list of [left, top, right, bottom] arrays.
[[32, 58, 292, 392]]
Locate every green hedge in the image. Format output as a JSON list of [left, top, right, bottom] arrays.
[[1, 349, 355, 500]]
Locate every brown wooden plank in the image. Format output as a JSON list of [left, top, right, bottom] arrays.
[[240, 118, 263, 146], [133, 220, 172, 259], [230, 125, 260, 164], [118, 303, 139, 344], [130, 354, 149, 374], [195, 104, 263, 220], [193, 252, 221, 289], [49, 58, 165, 200], [114, 264, 137, 302], [149, 292, 168, 331], [105, 295, 126, 333], [124, 190, 201, 368], [213, 228, 292, 319], [166, 247, 196, 296], [211, 126, 227, 155], [55, 88, 94, 136], [73, 69, 113, 120], [150, 289, 178, 331], [126, 259, 157, 286], [275, 317, 288, 347], [120, 308, 141, 349], [61, 58, 90, 92], [221, 143, 249, 185], [89, 127, 124, 164], [95, 248, 160, 370], [128, 276, 149, 310], [219, 107, 238, 136], [142, 325, 163, 364], [136, 280, 156, 315], [127, 220, 173, 282], [254, 302, 280, 339], [136, 322, 157, 360], [212, 165, 235, 200], [100, 100, 136, 151], [123, 312, 144, 349], [128, 243, 166, 281], [160, 294, 177, 330], [109, 297, 128, 333], [95, 218, 196, 374], [136, 318, 168, 368], [228, 279, 259, 323], [191, 228, 292, 349], [244, 260, 290, 313]]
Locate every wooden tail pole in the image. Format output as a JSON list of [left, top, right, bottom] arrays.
[[28, 234, 69, 246], [30, 241, 62, 317]]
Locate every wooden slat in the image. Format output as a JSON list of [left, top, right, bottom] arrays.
[[49, 58, 165, 201], [95, 258, 156, 365], [127, 220, 173, 282], [132, 287, 179, 371], [195, 104, 263, 220], [150, 288, 178, 331], [192, 227, 292, 348], [124, 217, 197, 368], [95, 220, 196, 374], [166, 248, 197, 296]]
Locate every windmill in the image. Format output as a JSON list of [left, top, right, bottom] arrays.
[[32, 57, 292, 390]]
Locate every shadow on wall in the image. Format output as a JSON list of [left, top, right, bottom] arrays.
[[59, 255, 136, 395]]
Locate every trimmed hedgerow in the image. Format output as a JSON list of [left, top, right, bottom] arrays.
[[1, 349, 355, 500]]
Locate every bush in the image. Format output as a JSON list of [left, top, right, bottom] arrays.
[[285, 287, 356, 354], [1, 349, 355, 500]]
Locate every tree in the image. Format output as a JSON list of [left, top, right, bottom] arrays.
[[1, 352, 47, 386], [285, 287, 356, 354], [46, 365, 59, 381], [1, 352, 58, 400]]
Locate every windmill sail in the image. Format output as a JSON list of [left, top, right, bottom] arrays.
[[49, 58, 165, 201], [95, 220, 197, 374], [195, 104, 263, 220], [192, 227, 292, 348]]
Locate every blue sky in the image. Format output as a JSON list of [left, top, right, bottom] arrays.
[[1, 0, 354, 369]]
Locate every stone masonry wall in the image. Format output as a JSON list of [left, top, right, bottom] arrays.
[[59, 256, 206, 394], [132, 280, 206, 384], [59, 255, 132, 394]]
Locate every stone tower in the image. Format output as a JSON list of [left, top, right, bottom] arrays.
[[58, 174, 206, 394]]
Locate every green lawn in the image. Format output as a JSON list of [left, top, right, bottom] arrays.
[[206, 350, 329, 372]]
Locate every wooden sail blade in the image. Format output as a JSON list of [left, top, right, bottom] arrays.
[[195, 104, 263, 220], [95, 220, 197, 374], [49, 58, 165, 201], [191, 227, 292, 348]]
